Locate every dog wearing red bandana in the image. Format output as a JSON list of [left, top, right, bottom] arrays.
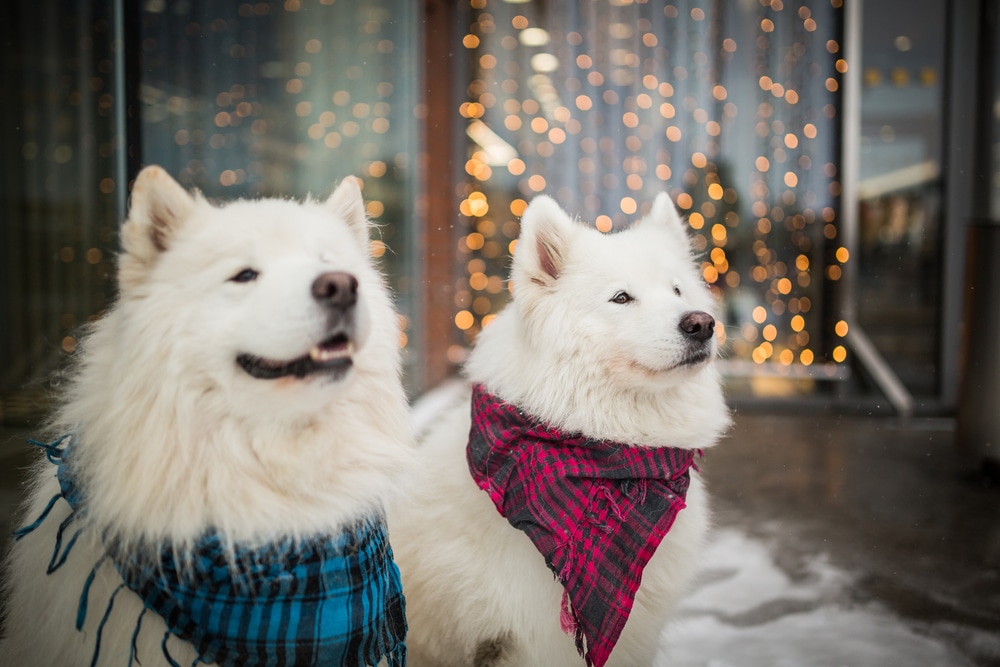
[[390, 193, 730, 667]]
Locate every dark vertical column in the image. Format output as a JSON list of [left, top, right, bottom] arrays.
[[419, 0, 459, 392], [956, 0, 1000, 469], [940, 0, 988, 407], [957, 226, 1000, 468], [123, 0, 143, 191]]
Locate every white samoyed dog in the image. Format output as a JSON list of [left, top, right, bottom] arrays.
[[0, 166, 413, 666], [390, 193, 730, 667]]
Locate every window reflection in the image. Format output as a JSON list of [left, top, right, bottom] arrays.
[[0, 0, 964, 421], [856, 0, 945, 398], [139, 0, 421, 386], [1, 3, 120, 423], [453, 0, 843, 397]]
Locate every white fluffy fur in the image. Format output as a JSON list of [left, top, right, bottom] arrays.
[[0, 166, 413, 666], [389, 193, 731, 666]]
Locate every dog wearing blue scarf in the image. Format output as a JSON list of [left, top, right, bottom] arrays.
[[0, 166, 412, 666]]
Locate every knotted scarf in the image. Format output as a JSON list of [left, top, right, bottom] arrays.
[[466, 385, 698, 667], [14, 435, 407, 667]]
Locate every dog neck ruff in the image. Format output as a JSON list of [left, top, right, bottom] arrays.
[[14, 435, 407, 667], [466, 385, 699, 667]]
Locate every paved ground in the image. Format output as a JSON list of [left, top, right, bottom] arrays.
[[1, 406, 999, 665], [671, 412, 1000, 667]]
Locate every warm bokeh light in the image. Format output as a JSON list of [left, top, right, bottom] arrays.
[[445, 0, 845, 368]]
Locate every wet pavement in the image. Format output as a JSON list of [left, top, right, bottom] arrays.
[[691, 411, 1000, 667], [1, 409, 999, 665]]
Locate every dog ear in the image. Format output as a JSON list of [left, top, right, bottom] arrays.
[[119, 166, 196, 288], [639, 192, 692, 249], [514, 195, 576, 286], [325, 176, 370, 248]]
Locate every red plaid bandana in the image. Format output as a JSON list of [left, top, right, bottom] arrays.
[[466, 384, 698, 667]]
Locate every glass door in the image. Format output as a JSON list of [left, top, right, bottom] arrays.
[[845, 0, 948, 410]]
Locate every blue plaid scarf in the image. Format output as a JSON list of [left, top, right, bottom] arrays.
[[14, 436, 407, 667]]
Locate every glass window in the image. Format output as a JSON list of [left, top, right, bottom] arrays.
[[0, 0, 965, 420], [138, 0, 422, 387], [1, 0, 423, 419], [855, 0, 946, 398], [451, 0, 844, 398], [1, 3, 122, 423]]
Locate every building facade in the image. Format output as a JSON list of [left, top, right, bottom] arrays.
[[2, 0, 996, 424]]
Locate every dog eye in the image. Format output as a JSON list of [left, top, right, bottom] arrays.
[[230, 268, 259, 283], [610, 291, 633, 305], [673, 286, 682, 297]]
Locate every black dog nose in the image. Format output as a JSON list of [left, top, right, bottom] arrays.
[[312, 271, 358, 309], [679, 311, 715, 342]]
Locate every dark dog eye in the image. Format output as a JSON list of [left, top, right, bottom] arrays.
[[230, 268, 259, 283], [673, 285, 682, 297], [610, 291, 633, 305]]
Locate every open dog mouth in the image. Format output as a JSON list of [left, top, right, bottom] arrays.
[[236, 332, 354, 380]]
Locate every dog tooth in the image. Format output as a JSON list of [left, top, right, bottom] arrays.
[[309, 341, 354, 363], [309, 346, 331, 362]]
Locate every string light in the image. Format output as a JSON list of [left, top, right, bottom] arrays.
[[32, 0, 944, 396], [133, 0, 420, 384], [455, 0, 846, 370]]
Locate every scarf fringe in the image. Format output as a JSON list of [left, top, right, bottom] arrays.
[[559, 573, 590, 666], [90, 582, 127, 667], [559, 589, 577, 635], [13, 436, 75, 543], [386, 642, 408, 667]]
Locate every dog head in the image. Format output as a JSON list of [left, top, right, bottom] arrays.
[[509, 193, 719, 390], [116, 166, 398, 418]]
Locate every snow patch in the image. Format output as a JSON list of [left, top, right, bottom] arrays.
[[658, 528, 976, 667]]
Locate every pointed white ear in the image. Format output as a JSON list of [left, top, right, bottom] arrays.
[[119, 165, 197, 289], [513, 195, 577, 286], [640, 192, 691, 248], [325, 177, 370, 247]]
